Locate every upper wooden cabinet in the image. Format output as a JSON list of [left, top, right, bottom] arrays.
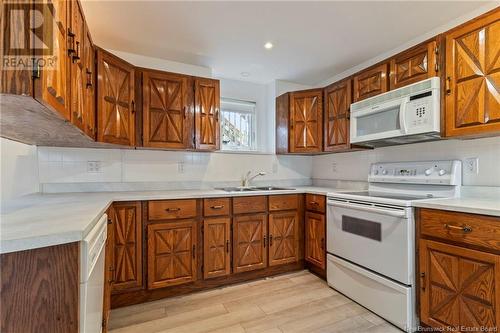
[[69, 0, 86, 132], [353, 63, 389, 102], [195, 78, 220, 150], [390, 40, 438, 90], [142, 70, 193, 149], [111, 202, 143, 293], [97, 49, 136, 146], [33, 0, 71, 120], [147, 220, 197, 289], [83, 26, 96, 139], [323, 78, 352, 152], [444, 9, 500, 138]]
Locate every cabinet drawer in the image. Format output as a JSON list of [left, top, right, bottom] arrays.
[[148, 199, 197, 221], [204, 198, 230, 217], [233, 196, 267, 214], [305, 194, 326, 213], [419, 209, 500, 251], [269, 194, 299, 211]]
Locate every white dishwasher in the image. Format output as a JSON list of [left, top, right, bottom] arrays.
[[80, 214, 107, 333]]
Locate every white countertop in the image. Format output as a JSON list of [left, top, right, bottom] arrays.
[[0, 186, 337, 254], [2, 186, 499, 254]]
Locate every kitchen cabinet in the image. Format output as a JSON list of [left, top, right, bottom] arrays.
[[142, 70, 193, 149], [69, 0, 86, 132], [103, 207, 115, 332], [305, 211, 326, 270], [444, 9, 500, 138], [418, 208, 500, 331], [323, 78, 352, 152], [268, 211, 299, 266], [353, 63, 389, 102], [233, 213, 268, 273], [111, 202, 143, 292], [147, 220, 197, 289], [194, 78, 220, 150], [83, 25, 96, 139], [203, 217, 231, 279], [97, 48, 136, 146], [389, 40, 438, 90]]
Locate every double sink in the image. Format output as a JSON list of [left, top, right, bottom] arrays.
[[216, 186, 294, 192]]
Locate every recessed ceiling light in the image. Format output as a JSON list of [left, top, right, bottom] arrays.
[[264, 42, 273, 50], [240, 72, 250, 77]]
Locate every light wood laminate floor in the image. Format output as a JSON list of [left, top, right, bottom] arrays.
[[109, 270, 402, 333]]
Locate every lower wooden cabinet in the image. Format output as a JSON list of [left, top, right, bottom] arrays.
[[102, 208, 115, 332], [419, 239, 500, 330], [147, 220, 197, 289], [111, 202, 143, 292], [305, 211, 326, 270], [268, 211, 299, 266], [233, 214, 268, 273], [203, 217, 231, 279]]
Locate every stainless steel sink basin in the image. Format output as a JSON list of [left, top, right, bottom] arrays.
[[215, 186, 294, 192]]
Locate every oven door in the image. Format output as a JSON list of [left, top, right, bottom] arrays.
[[327, 198, 414, 285]]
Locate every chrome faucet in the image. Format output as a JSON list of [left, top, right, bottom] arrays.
[[242, 171, 266, 187]]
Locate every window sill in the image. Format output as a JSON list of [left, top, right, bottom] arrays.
[[215, 150, 274, 156]]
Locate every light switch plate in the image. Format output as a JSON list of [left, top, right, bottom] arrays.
[[464, 157, 479, 175]]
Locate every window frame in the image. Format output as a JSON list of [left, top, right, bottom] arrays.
[[220, 97, 258, 152]]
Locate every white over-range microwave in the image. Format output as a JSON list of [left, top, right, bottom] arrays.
[[350, 77, 440, 147]]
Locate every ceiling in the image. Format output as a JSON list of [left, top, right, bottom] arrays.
[[81, 1, 492, 85]]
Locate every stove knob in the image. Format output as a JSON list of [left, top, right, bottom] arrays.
[[382, 170, 388, 175], [424, 168, 433, 176], [438, 169, 446, 176]]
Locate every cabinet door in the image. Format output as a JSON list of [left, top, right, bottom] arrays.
[[83, 26, 96, 139], [353, 63, 389, 102], [103, 207, 115, 332], [112, 202, 142, 292], [233, 214, 267, 273], [69, 0, 85, 132], [97, 49, 135, 145], [34, 0, 71, 120], [147, 220, 197, 289], [390, 40, 437, 90], [203, 217, 231, 279], [444, 11, 500, 137], [323, 79, 351, 152], [195, 78, 220, 150], [305, 211, 325, 269], [289, 89, 323, 153], [419, 239, 500, 330], [143, 71, 192, 148], [268, 211, 299, 266]]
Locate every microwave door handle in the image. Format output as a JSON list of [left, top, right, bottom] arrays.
[[328, 201, 407, 218], [399, 97, 409, 134]]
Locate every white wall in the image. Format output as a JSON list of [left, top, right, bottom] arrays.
[[0, 138, 39, 202], [38, 147, 312, 192], [313, 137, 500, 186]]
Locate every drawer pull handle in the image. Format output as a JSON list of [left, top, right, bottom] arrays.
[[165, 207, 181, 212], [210, 205, 224, 210], [310, 201, 318, 205], [444, 224, 472, 233]]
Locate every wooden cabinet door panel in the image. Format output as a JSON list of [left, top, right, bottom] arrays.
[[445, 11, 500, 137], [195, 78, 220, 150], [103, 207, 115, 332], [269, 212, 299, 266], [419, 239, 500, 330], [324, 79, 351, 152], [147, 220, 197, 289], [305, 212, 325, 269], [289, 89, 323, 152], [83, 26, 96, 139], [233, 214, 267, 273], [203, 217, 231, 279], [143, 71, 191, 148], [34, 0, 70, 120], [353, 63, 389, 102], [390, 40, 437, 90], [69, 0, 85, 132], [112, 202, 142, 292], [97, 49, 135, 145]]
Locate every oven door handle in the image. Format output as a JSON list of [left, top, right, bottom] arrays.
[[328, 200, 407, 218]]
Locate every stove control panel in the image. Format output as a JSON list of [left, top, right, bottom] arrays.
[[369, 160, 462, 185]]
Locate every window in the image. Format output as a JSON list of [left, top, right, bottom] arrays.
[[220, 98, 257, 151]]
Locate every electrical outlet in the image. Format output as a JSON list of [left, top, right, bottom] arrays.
[[87, 161, 102, 173], [332, 162, 337, 173], [178, 161, 185, 173], [464, 157, 479, 175]]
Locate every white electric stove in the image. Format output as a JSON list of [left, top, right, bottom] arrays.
[[326, 160, 462, 332]]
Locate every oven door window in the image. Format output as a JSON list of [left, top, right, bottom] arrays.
[[356, 106, 400, 136], [341, 215, 382, 241]]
